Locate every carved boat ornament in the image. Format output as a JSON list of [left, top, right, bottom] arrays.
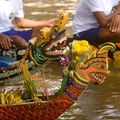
[[0, 12, 68, 80], [0, 12, 116, 120]]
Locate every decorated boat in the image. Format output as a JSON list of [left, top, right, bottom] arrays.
[[0, 39, 116, 119], [0, 12, 117, 120]]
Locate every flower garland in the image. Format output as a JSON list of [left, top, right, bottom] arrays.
[[60, 40, 90, 92], [60, 40, 90, 68], [71, 40, 90, 62]]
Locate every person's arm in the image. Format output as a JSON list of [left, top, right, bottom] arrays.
[[14, 17, 56, 28], [14, 0, 57, 28], [108, 2, 120, 32], [87, 0, 120, 29], [93, 2, 120, 31], [93, 10, 119, 28]]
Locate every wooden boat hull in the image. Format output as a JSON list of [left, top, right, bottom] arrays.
[[0, 97, 73, 120]]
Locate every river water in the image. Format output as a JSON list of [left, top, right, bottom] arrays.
[[2, 0, 120, 120]]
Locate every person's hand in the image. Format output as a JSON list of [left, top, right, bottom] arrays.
[[108, 15, 120, 32], [0, 34, 13, 49]]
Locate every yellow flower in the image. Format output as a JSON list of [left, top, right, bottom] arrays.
[[72, 40, 90, 55]]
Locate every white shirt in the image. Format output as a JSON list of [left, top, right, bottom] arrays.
[[0, 0, 24, 33], [73, 0, 119, 34]]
